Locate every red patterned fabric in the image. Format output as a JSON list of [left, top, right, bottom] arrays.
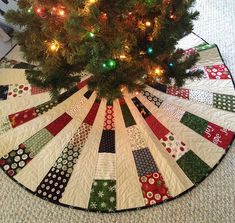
[[204, 64, 230, 79], [146, 115, 170, 139], [166, 86, 189, 99], [184, 48, 197, 56], [83, 102, 100, 125], [8, 108, 38, 128], [139, 172, 171, 206], [119, 98, 126, 105], [103, 106, 115, 130], [31, 86, 49, 95], [45, 113, 72, 136], [203, 122, 234, 150], [77, 78, 89, 89]]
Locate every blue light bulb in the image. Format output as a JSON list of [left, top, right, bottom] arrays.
[[147, 47, 153, 55]]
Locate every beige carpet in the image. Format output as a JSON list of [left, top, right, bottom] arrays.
[[0, 0, 235, 222]]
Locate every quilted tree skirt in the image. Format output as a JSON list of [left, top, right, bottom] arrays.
[[0, 33, 234, 213]]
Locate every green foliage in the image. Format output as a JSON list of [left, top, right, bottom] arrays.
[[5, 0, 202, 101]]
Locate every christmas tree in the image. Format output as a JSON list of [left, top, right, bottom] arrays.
[[5, 0, 203, 101]]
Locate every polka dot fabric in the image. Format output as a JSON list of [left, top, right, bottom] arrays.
[[166, 86, 189, 99], [160, 132, 189, 161], [213, 94, 235, 112], [7, 84, 31, 99], [1, 35, 235, 213], [205, 64, 231, 79], [140, 172, 171, 206], [35, 143, 78, 201], [0, 144, 34, 177]]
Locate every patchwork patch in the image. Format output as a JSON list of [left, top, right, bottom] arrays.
[[35, 100, 59, 115], [84, 90, 93, 99], [177, 150, 211, 184], [139, 172, 171, 206], [213, 94, 235, 112], [69, 123, 92, 149], [0, 85, 9, 100], [205, 64, 230, 79], [145, 115, 170, 139], [23, 128, 54, 156], [36, 167, 71, 202], [0, 144, 34, 177], [160, 102, 185, 121], [0, 116, 12, 135], [7, 84, 31, 99], [184, 48, 197, 56], [83, 101, 101, 125], [126, 125, 146, 150], [195, 44, 216, 52], [88, 180, 116, 212], [132, 97, 151, 119], [180, 112, 208, 135], [120, 102, 136, 127], [203, 123, 234, 150], [95, 153, 116, 180], [189, 89, 213, 105], [45, 113, 72, 136], [99, 130, 115, 153], [8, 108, 38, 128], [132, 148, 158, 177], [142, 90, 163, 107], [103, 105, 115, 130], [52, 143, 80, 173], [166, 87, 189, 99], [152, 83, 167, 93], [160, 132, 189, 160], [31, 86, 49, 95]]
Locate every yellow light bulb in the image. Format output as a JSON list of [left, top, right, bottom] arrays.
[[50, 44, 56, 51], [145, 21, 151, 27], [120, 55, 127, 59], [89, 0, 97, 4], [48, 40, 60, 52], [154, 67, 164, 76], [59, 10, 65, 16]]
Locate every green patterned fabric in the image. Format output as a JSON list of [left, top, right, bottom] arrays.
[[88, 180, 116, 212], [213, 93, 235, 112], [35, 100, 59, 115], [120, 104, 136, 127], [23, 128, 54, 156], [195, 44, 216, 52], [180, 112, 208, 135], [177, 150, 211, 184]]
